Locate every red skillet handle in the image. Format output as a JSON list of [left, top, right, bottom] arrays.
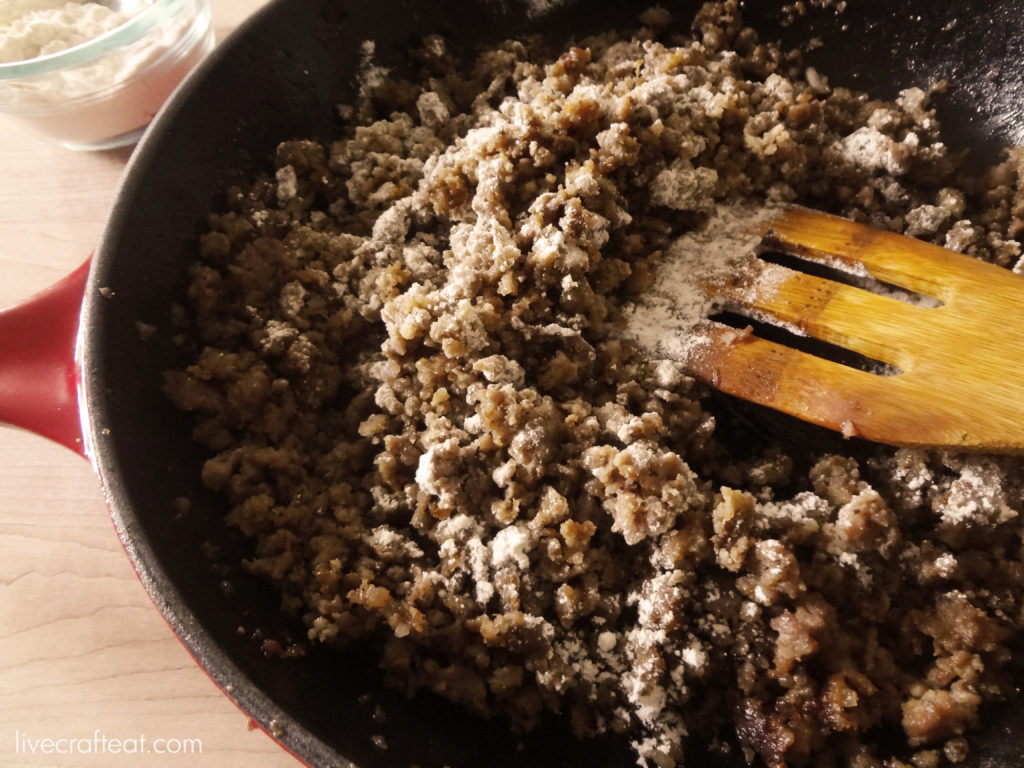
[[0, 260, 90, 457]]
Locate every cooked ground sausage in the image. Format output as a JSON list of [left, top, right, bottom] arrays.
[[165, 3, 1024, 765]]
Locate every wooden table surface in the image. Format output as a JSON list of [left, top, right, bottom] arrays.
[[0, 2, 302, 765]]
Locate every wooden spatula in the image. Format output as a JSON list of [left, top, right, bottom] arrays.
[[625, 204, 1024, 452]]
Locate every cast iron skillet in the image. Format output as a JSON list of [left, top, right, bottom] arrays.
[[18, 0, 1024, 765]]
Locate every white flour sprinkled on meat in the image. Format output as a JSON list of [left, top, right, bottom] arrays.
[[165, 3, 1024, 766]]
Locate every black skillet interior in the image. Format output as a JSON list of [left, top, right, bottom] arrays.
[[82, 1, 1024, 766]]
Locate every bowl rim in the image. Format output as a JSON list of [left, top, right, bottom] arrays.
[[0, 0, 201, 79]]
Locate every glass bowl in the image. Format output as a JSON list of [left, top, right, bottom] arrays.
[[0, 0, 214, 150]]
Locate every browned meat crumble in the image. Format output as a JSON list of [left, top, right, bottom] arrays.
[[164, 3, 1024, 766]]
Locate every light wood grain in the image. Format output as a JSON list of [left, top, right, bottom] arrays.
[[682, 205, 1024, 451], [0, 2, 301, 765]]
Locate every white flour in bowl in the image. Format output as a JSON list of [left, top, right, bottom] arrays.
[[0, 0, 212, 148], [0, 1, 142, 64]]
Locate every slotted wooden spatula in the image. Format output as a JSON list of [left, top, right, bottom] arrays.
[[626, 204, 1024, 452]]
